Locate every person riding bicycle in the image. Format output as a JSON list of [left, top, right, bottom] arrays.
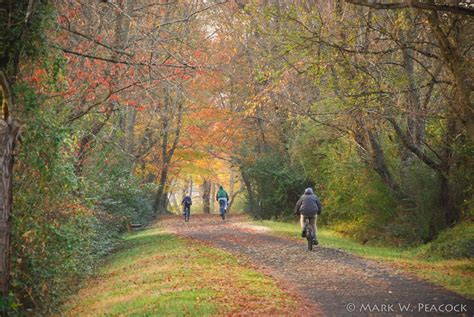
[[295, 188, 322, 245], [181, 195, 192, 221], [216, 185, 229, 220]]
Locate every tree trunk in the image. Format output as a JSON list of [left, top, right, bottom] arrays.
[[153, 85, 183, 213], [400, 22, 423, 181], [126, 107, 136, 158], [210, 182, 216, 213], [229, 170, 235, 202], [202, 178, 211, 214], [228, 183, 245, 213], [441, 114, 461, 227], [241, 170, 256, 210], [0, 119, 17, 299], [366, 129, 401, 194], [0, 72, 19, 298], [154, 164, 169, 213], [189, 178, 193, 197]]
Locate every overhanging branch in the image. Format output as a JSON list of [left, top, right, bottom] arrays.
[[53, 45, 196, 70], [345, 0, 474, 16]]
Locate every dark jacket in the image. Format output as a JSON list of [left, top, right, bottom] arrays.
[[295, 189, 322, 217], [182, 196, 192, 207]]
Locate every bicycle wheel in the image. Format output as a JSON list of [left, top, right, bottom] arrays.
[[307, 229, 313, 251], [305, 221, 313, 251]]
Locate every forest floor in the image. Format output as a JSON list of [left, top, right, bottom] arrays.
[[163, 214, 474, 316]]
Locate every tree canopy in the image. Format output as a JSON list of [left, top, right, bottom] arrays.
[[0, 0, 472, 313]]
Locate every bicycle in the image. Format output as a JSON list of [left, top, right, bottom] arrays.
[[183, 206, 190, 222], [304, 217, 316, 251]]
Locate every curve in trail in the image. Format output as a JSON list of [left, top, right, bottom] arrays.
[[162, 214, 473, 317]]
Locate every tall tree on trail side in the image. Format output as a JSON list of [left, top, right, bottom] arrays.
[[0, 0, 47, 300]]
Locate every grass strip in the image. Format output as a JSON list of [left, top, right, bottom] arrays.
[[63, 227, 298, 316]]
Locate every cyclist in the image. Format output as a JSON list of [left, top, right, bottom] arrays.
[[295, 188, 322, 245], [181, 194, 192, 222], [216, 185, 229, 220]]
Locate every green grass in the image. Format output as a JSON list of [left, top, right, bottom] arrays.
[[251, 219, 474, 299], [63, 227, 298, 316]]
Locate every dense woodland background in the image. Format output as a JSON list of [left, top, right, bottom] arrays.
[[0, 0, 472, 314]]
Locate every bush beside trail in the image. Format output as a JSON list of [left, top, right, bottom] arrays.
[[420, 222, 474, 260], [10, 109, 156, 314]]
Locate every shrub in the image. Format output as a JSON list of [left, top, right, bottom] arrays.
[[10, 85, 155, 313], [420, 222, 474, 259], [11, 207, 97, 313], [241, 149, 309, 220]]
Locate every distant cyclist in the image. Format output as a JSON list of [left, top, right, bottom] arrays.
[[216, 185, 229, 220], [295, 188, 322, 245], [181, 194, 192, 222]]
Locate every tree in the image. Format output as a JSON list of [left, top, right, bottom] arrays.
[[343, 0, 473, 227], [0, 0, 46, 300], [205, 0, 472, 234]]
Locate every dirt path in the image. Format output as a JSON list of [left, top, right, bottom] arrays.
[[161, 214, 473, 317]]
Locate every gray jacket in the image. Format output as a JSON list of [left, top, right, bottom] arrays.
[[295, 188, 322, 217]]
